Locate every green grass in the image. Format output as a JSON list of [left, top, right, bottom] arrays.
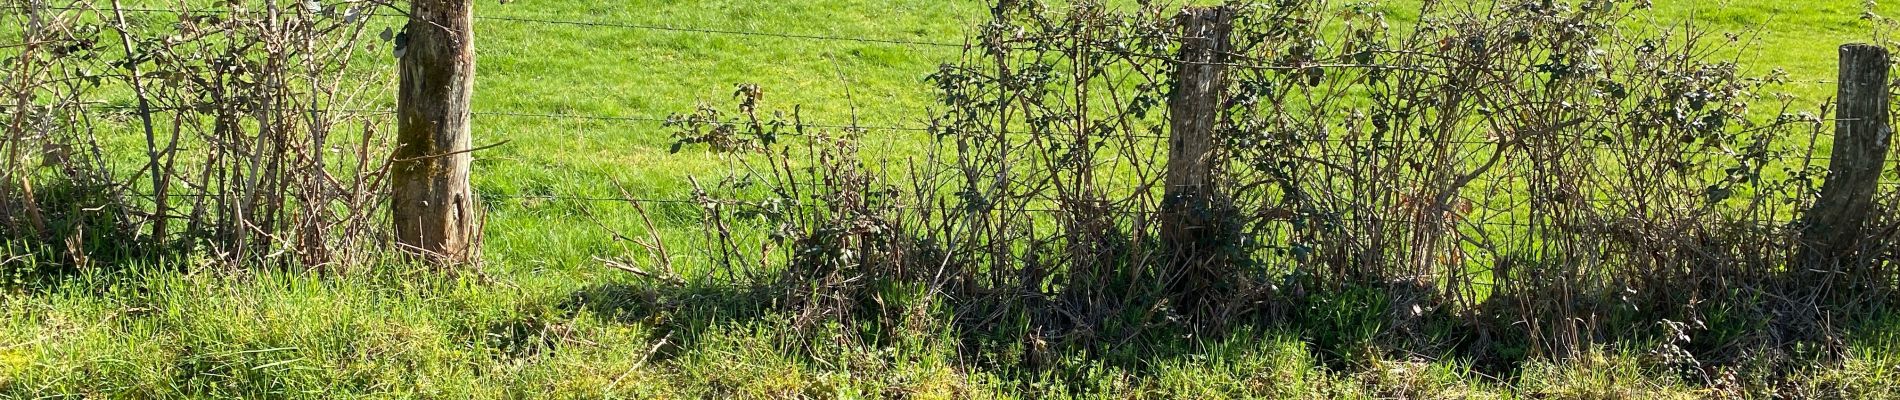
[[6, 0, 1900, 398], [464, 0, 1892, 274]]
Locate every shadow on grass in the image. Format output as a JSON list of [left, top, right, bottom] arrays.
[[2, 178, 162, 291], [550, 273, 1472, 390], [551, 269, 1900, 397], [554, 279, 784, 361]]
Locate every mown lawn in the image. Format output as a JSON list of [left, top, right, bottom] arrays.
[[4, 0, 1899, 398]]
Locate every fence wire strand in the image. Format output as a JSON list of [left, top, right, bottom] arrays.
[[2, 4, 966, 48]]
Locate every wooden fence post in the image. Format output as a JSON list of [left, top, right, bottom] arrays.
[[1161, 6, 1234, 304], [1802, 43, 1893, 270], [392, 0, 478, 265]]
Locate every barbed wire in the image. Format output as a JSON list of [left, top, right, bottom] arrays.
[[1, 4, 965, 48], [69, 104, 1877, 164], [129, 189, 1848, 230], [471, 14, 965, 48], [3, 3, 1876, 87], [471, 111, 935, 133]]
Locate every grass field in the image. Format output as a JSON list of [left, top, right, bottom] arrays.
[[5, 0, 1900, 398]]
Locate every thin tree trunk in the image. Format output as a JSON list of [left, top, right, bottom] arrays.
[[1161, 6, 1234, 310]]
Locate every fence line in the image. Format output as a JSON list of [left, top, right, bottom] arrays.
[[15, 4, 1851, 139], [130, 189, 1842, 231], [2, 4, 965, 48], [21, 4, 1894, 225], [70, 105, 1871, 164], [470, 14, 965, 48], [0, 3, 1867, 91]]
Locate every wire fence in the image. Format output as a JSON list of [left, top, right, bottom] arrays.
[[0, 3, 1867, 86], [77, 103, 1869, 166], [16, 2, 1900, 228], [137, 193, 1779, 257], [3, 4, 967, 48]]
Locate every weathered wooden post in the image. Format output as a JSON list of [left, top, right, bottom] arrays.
[[392, 0, 478, 264], [1161, 6, 1234, 305], [1802, 43, 1893, 271]]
